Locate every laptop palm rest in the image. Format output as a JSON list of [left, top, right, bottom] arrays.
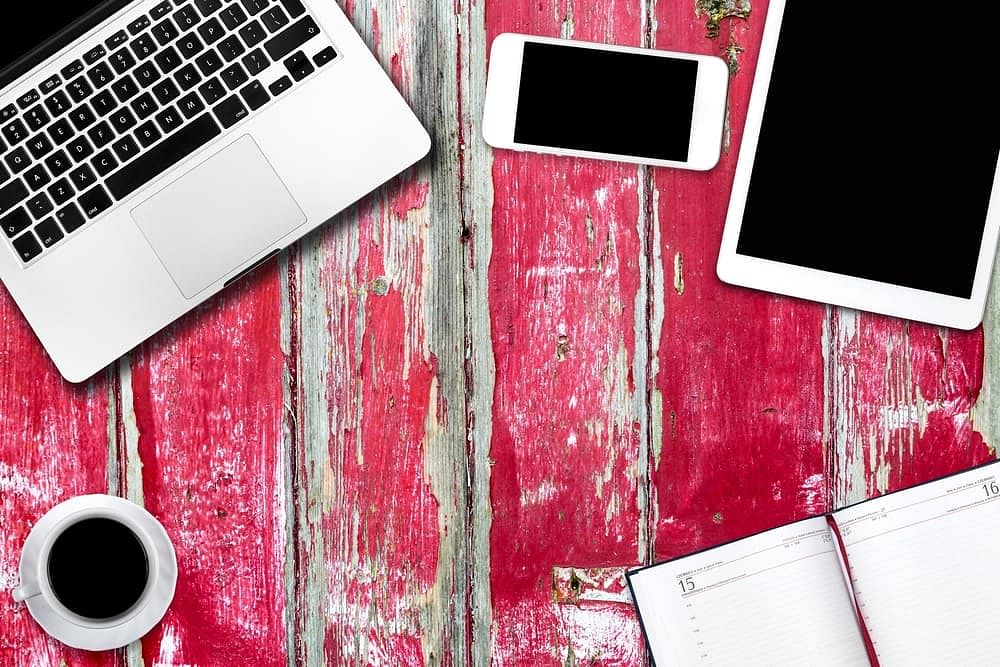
[[131, 135, 306, 299]]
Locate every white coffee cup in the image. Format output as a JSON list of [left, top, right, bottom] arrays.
[[12, 495, 177, 651]]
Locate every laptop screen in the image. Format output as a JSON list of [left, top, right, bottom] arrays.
[[0, 2, 130, 89]]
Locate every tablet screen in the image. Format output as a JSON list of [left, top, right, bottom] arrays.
[[735, 4, 1000, 299]]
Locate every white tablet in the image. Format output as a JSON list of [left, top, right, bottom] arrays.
[[717, 0, 1000, 329]]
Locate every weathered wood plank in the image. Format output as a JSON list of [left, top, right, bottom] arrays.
[[0, 290, 115, 666], [125, 271, 289, 666], [650, 0, 832, 559], [485, 2, 650, 663], [289, 0, 474, 663]]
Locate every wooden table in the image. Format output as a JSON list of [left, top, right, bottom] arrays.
[[2, 0, 996, 664]]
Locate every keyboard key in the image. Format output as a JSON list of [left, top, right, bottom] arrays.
[[241, 48, 268, 75], [93, 149, 119, 176], [1, 181, 30, 217], [106, 113, 221, 199], [217, 35, 246, 61], [178, 33, 205, 59], [17, 90, 40, 109], [24, 106, 50, 131], [155, 46, 183, 74], [12, 231, 42, 262], [106, 30, 130, 49], [78, 185, 113, 218], [239, 20, 268, 47], [314, 46, 337, 67], [195, 0, 223, 15], [175, 63, 203, 91], [135, 120, 162, 147], [87, 62, 115, 89], [284, 50, 313, 81], [92, 90, 117, 116], [262, 7, 289, 32], [88, 121, 115, 148], [213, 94, 248, 128], [2, 207, 32, 237], [27, 192, 54, 219], [67, 136, 95, 163], [151, 1, 173, 19], [220, 4, 248, 30], [27, 134, 54, 160], [111, 48, 137, 75], [110, 107, 138, 133], [268, 75, 292, 96], [47, 118, 74, 145], [240, 80, 269, 110], [40, 74, 62, 94], [56, 203, 87, 233], [131, 92, 159, 119], [113, 135, 141, 163], [61, 60, 85, 79], [3, 119, 28, 145], [135, 62, 162, 88], [44, 150, 72, 176], [0, 163, 7, 185], [84, 45, 107, 65], [220, 62, 248, 89], [67, 76, 94, 103], [47, 177, 75, 206], [196, 50, 224, 76], [113, 75, 141, 103], [131, 34, 159, 60], [264, 16, 319, 61], [278, 0, 306, 19], [240, 0, 269, 15], [70, 164, 97, 190], [44, 91, 72, 117], [178, 92, 205, 118], [199, 77, 226, 104], [35, 217, 65, 247], [128, 15, 152, 35], [152, 18, 180, 45], [153, 79, 181, 104], [4, 147, 31, 174], [174, 5, 201, 30], [198, 17, 225, 44], [156, 106, 184, 133], [24, 165, 51, 190]]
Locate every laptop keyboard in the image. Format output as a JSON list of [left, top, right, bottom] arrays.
[[0, 0, 339, 265]]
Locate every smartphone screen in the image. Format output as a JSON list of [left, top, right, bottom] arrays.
[[735, 3, 1000, 299], [514, 42, 699, 162]]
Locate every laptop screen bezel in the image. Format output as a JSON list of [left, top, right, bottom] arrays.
[[0, 0, 135, 91]]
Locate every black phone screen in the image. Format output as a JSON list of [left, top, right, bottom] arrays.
[[514, 42, 699, 162], [735, 3, 1000, 299]]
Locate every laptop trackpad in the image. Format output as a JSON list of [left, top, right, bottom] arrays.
[[132, 135, 306, 299]]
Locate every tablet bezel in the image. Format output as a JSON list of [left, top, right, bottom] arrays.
[[716, 0, 1000, 330]]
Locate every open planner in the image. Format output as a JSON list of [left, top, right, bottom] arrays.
[[626, 460, 1000, 666]]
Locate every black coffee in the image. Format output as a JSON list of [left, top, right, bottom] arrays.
[[47, 518, 149, 619]]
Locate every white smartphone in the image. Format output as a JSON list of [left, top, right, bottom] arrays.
[[482, 34, 730, 171]]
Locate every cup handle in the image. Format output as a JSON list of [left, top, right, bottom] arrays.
[[12, 583, 41, 603]]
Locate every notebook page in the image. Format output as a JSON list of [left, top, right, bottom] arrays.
[[628, 517, 869, 666], [833, 464, 1000, 666]]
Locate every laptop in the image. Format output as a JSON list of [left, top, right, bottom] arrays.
[[0, 1, 430, 382]]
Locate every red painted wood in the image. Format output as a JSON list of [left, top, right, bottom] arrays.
[[0, 289, 114, 666], [649, 0, 832, 559], [486, 2, 647, 664], [306, 178, 442, 665], [128, 270, 289, 666], [828, 312, 991, 497]]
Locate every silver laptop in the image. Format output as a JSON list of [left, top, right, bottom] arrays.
[[0, 0, 430, 382]]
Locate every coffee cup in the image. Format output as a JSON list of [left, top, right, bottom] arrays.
[[12, 495, 177, 651]]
